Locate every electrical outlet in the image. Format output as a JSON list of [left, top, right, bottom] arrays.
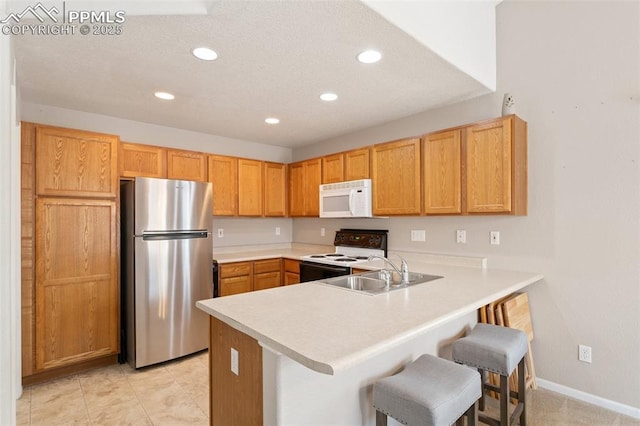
[[490, 231, 500, 245], [217, 228, 224, 238], [231, 348, 239, 375], [275, 227, 281, 236], [411, 230, 426, 242], [321, 227, 325, 237], [578, 345, 592, 363], [456, 230, 467, 244]]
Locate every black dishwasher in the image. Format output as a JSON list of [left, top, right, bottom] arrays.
[[212, 260, 219, 297]]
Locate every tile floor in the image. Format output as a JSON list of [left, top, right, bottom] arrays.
[[16, 351, 640, 425]]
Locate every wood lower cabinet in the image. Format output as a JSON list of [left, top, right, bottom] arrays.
[[283, 259, 300, 285], [220, 259, 285, 295], [35, 197, 118, 371], [166, 149, 208, 182], [219, 262, 253, 296], [253, 259, 282, 291], [423, 130, 462, 214], [289, 158, 321, 217], [210, 316, 263, 425], [371, 138, 422, 215], [35, 125, 118, 198], [119, 142, 166, 178], [465, 115, 527, 215]]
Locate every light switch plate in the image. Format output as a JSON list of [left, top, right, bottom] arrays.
[[411, 230, 426, 242], [456, 230, 467, 244], [490, 231, 500, 245], [217, 228, 224, 238]]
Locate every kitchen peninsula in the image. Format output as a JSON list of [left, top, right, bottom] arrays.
[[196, 253, 543, 425]]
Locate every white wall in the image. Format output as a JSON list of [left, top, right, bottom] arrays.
[[21, 102, 293, 163], [0, 0, 22, 421], [294, 0, 640, 412], [363, 0, 498, 91]]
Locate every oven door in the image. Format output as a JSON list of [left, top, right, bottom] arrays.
[[299, 261, 351, 283]]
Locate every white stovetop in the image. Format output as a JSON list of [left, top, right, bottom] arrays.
[[197, 252, 543, 375]]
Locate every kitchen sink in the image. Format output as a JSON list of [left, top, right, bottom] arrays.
[[319, 270, 443, 295]]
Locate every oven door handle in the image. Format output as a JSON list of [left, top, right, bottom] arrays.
[[300, 261, 351, 272]]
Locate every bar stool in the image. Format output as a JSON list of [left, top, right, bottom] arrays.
[[452, 323, 528, 426], [373, 354, 481, 426]]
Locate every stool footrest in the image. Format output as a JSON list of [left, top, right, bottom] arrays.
[[483, 382, 522, 401]]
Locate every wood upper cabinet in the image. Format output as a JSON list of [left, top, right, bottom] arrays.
[[423, 130, 462, 214], [263, 162, 287, 217], [321, 149, 370, 183], [322, 154, 344, 183], [238, 159, 263, 216], [344, 148, 370, 180], [465, 115, 527, 215], [371, 138, 421, 215], [119, 142, 166, 178], [288, 158, 321, 217], [166, 149, 208, 182], [35, 197, 118, 371], [35, 125, 118, 198], [208, 155, 238, 216]]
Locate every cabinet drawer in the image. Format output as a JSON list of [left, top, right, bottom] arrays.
[[219, 276, 252, 296], [253, 259, 281, 274], [283, 259, 300, 274], [253, 272, 281, 291], [219, 262, 252, 278]]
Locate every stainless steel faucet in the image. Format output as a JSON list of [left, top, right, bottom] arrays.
[[367, 254, 410, 284]]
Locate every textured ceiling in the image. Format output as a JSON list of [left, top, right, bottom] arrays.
[[13, 1, 491, 148]]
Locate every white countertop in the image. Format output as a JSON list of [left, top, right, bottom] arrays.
[[197, 251, 544, 375], [212, 243, 334, 263]]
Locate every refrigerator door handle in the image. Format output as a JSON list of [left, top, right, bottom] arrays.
[[139, 230, 210, 241]]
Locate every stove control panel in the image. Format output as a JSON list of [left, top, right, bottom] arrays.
[[334, 229, 388, 251]]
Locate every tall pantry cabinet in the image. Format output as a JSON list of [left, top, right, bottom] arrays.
[[22, 123, 119, 382]]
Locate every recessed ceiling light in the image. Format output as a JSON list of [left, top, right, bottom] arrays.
[[265, 117, 280, 124], [154, 91, 175, 100], [320, 93, 338, 102], [357, 49, 382, 64], [192, 47, 218, 61]]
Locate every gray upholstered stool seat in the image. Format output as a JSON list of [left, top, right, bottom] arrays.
[[452, 323, 528, 426], [373, 354, 481, 426]]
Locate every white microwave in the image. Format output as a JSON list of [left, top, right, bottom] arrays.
[[319, 179, 373, 218]]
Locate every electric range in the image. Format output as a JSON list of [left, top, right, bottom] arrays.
[[299, 229, 388, 282]]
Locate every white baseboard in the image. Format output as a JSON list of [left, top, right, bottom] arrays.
[[537, 378, 640, 420]]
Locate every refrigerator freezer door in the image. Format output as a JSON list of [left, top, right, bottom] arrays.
[[134, 177, 212, 234], [133, 235, 213, 368]]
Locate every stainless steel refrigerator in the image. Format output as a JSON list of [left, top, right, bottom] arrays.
[[121, 177, 213, 368]]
